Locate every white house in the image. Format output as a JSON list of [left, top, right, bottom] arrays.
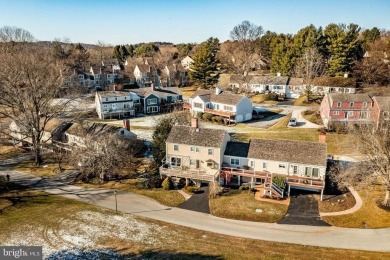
[[181, 56, 194, 70], [229, 75, 289, 96], [134, 64, 160, 88], [164, 63, 187, 87], [95, 91, 135, 120], [187, 87, 253, 123]]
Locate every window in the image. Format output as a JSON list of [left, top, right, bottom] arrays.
[[337, 102, 341, 107], [333, 111, 339, 115], [190, 146, 195, 152], [190, 159, 196, 166], [105, 98, 108, 101], [194, 102, 203, 109], [279, 164, 286, 169], [195, 147, 200, 153], [263, 162, 267, 169], [350, 102, 354, 107], [174, 145, 179, 151], [305, 167, 320, 178], [170, 157, 181, 167], [215, 104, 220, 110], [124, 103, 131, 109], [208, 148, 213, 155], [348, 111, 354, 117], [292, 165, 298, 175], [148, 98, 157, 105], [223, 105, 233, 111], [363, 102, 367, 108], [103, 105, 107, 108], [147, 106, 158, 113], [115, 97, 117, 100], [360, 111, 368, 119], [250, 161, 255, 167], [231, 158, 239, 165]]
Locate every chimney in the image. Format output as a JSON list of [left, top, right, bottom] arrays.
[[277, 72, 281, 77], [344, 73, 349, 78], [319, 132, 326, 143], [215, 86, 222, 95], [123, 119, 130, 131], [191, 118, 198, 129]]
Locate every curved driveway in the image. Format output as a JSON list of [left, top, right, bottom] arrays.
[[1, 170, 390, 252]]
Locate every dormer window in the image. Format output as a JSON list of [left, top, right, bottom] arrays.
[[363, 102, 367, 108], [350, 102, 354, 107], [337, 102, 341, 107]]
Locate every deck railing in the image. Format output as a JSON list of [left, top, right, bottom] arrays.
[[159, 166, 218, 182]]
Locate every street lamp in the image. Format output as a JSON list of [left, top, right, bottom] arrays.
[[114, 190, 118, 214]]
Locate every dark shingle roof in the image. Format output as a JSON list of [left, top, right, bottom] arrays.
[[224, 142, 249, 157], [66, 121, 122, 136], [287, 77, 304, 86], [167, 125, 227, 148], [130, 87, 181, 98], [248, 139, 327, 167], [309, 77, 356, 88], [329, 93, 372, 103], [97, 91, 129, 98]]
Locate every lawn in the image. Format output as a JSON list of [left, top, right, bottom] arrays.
[[301, 110, 323, 125], [209, 190, 288, 222], [318, 192, 356, 213], [294, 95, 322, 107], [1, 188, 387, 259], [77, 178, 185, 207], [323, 185, 390, 228], [12, 159, 74, 178], [250, 94, 267, 103], [0, 145, 26, 160], [180, 86, 197, 98]]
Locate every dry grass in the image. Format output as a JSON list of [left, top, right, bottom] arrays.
[[180, 86, 197, 98], [326, 133, 361, 155], [294, 95, 321, 107], [0, 146, 26, 160], [323, 185, 390, 228], [301, 110, 323, 125], [209, 190, 288, 222], [250, 94, 267, 103], [77, 179, 185, 207], [0, 189, 388, 259], [318, 192, 356, 213], [12, 160, 73, 178]]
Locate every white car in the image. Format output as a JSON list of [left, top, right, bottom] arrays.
[[288, 117, 297, 126]]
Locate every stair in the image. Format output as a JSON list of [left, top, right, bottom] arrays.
[[263, 173, 284, 200]]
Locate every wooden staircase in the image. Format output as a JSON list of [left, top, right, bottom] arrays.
[[262, 173, 284, 200]]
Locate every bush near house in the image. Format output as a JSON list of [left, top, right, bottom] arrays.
[[202, 113, 214, 121], [264, 93, 279, 101], [272, 175, 287, 189], [196, 112, 204, 119], [162, 176, 174, 190], [184, 185, 199, 193]]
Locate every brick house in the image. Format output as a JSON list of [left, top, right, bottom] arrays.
[[320, 93, 373, 128], [371, 96, 390, 128]]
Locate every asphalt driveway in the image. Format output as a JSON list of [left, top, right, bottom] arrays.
[[178, 184, 210, 213]]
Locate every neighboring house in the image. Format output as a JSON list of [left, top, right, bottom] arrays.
[[160, 121, 328, 200], [95, 91, 135, 120], [229, 74, 289, 97], [286, 77, 304, 98], [308, 77, 356, 95], [164, 63, 187, 87], [371, 96, 390, 128], [134, 64, 160, 88], [186, 87, 253, 122], [160, 119, 231, 182], [130, 85, 183, 114], [90, 65, 119, 89], [181, 55, 194, 70], [9, 118, 70, 146], [320, 93, 373, 128], [64, 120, 137, 147]]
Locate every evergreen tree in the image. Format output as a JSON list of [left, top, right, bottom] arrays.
[[127, 44, 135, 57], [189, 37, 221, 88]]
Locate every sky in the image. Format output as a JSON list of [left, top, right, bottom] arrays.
[[0, 0, 389, 45]]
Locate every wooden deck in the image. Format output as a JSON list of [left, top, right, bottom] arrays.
[[159, 167, 218, 182]]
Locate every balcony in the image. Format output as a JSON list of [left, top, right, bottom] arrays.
[[159, 166, 218, 182], [204, 108, 235, 118], [183, 102, 191, 109]]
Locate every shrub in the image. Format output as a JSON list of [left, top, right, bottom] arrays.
[[136, 178, 148, 189], [264, 93, 279, 101], [272, 175, 286, 189], [184, 185, 199, 193], [202, 113, 213, 121], [147, 176, 162, 188], [215, 116, 223, 124], [211, 116, 219, 123], [197, 112, 204, 119], [162, 176, 174, 190]]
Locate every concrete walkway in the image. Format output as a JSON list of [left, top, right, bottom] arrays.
[[320, 185, 363, 217], [1, 170, 390, 252]]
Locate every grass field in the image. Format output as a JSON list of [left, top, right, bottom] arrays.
[[210, 190, 288, 222], [323, 185, 390, 228], [0, 188, 388, 259], [12, 160, 73, 178], [294, 95, 322, 107], [302, 110, 323, 125], [77, 179, 185, 207], [0, 146, 26, 160]]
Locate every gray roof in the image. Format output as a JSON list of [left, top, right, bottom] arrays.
[[167, 125, 227, 148], [248, 139, 327, 167], [230, 75, 289, 85], [190, 89, 245, 106], [130, 87, 181, 99], [287, 77, 304, 86], [66, 121, 123, 136], [329, 93, 372, 103], [224, 142, 249, 157], [373, 96, 390, 111]]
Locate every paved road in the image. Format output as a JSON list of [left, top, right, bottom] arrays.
[[2, 170, 390, 252]]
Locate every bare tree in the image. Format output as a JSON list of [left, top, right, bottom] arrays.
[[225, 21, 264, 89], [294, 47, 326, 102], [73, 134, 144, 182], [0, 26, 35, 43], [331, 119, 390, 207], [0, 45, 71, 165]]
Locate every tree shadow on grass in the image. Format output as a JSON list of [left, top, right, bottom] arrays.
[[48, 249, 223, 260]]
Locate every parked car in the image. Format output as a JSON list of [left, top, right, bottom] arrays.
[[288, 117, 297, 126]]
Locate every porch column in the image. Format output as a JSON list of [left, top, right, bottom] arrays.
[[185, 178, 189, 187], [251, 177, 254, 188], [238, 176, 240, 186], [288, 185, 291, 197], [320, 189, 324, 201]]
